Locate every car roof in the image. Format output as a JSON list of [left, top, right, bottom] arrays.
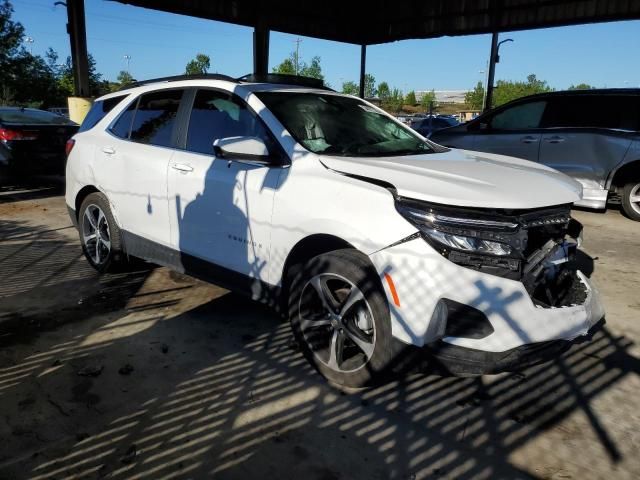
[[499, 88, 640, 105]]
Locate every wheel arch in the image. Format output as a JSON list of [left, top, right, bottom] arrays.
[[609, 159, 640, 190], [74, 185, 101, 220], [279, 234, 358, 311]]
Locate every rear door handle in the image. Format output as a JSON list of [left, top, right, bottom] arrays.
[[101, 146, 115, 155], [171, 163, 194, 172], [520, 136, 537, 144], [546, 136, 565, 143]]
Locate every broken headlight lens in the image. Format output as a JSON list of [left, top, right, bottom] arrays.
[[396, 201, 516, 256]]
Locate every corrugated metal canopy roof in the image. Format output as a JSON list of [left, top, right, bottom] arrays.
[[114, 0, 640, 44]]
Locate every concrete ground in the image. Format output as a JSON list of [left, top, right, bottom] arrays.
[[0, 176, 638, 480]]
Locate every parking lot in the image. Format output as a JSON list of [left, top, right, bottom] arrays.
[[0, 176, 638, 480]]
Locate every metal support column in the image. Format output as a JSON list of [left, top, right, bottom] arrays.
[[253, 25, 270, 76], [359, 44, 366, 98], [483, 32, 499, 112], [65, 0, 90, 97]]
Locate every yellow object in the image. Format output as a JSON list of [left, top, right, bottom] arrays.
[[67, 97, 93, 124]]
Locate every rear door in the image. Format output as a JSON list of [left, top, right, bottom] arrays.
[[94, 88, 185, 247], [472, 99, 548, 162], [538, 94, 635, 191]]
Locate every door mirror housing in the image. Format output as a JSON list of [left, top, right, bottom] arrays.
[[213, 136, 272, 163]]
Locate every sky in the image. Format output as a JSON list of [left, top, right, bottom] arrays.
[[11, 0, 640, 93]]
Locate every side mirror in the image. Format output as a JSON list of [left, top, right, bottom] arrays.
[[213, 136, 272, 163]]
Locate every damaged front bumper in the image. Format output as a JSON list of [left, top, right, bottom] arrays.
[[428, 318, 605, 375], [368, 236, 605, 360]]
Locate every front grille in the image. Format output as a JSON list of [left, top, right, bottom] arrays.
[[441, 205, 577, 286]]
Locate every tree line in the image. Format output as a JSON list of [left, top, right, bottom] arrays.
[[465, 74, 596, 110]]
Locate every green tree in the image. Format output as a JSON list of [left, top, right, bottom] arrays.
[[299, 56, 324, 80], [389, 88, 404, 112], [273, 53, 324, 81], [421, 89, 437, 111], [185, 53, 210, 75], [492, 74, 553, 107], [1, 0, 29, 104], [464, 82, 484, 110], [363, 74, 376, 98], [405, 90, 417, 106], [56, 53, 103, 98], [568, 83, 594, 90], [341, 80, 359, 95], [377, 81, 390, 102], [272, 56, 296, 75], [117, 70, 134, 86]]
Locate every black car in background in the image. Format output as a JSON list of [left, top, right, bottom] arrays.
[[0, 107, 78, 175], [410, 115, 459, 137]]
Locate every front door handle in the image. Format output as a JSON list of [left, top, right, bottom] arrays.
[[101, 146, 115, 155], [520, 136, 537, 144], [171, 162, 194, 172], [546, 136, 565, 144]]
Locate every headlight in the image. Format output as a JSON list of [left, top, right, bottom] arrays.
[[396, 200, 517, 257], [424, 228, 512, 255]]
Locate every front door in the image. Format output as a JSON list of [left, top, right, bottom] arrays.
[[168, 88, 284, 284], [473, 99, 548, 162]]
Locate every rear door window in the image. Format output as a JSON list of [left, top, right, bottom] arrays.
[[79, 95, 127, 132], [490, 101, 547, 130], [129, 89, 184, 147], [542, 95, 638, 131], [109, 100, 137, 139]]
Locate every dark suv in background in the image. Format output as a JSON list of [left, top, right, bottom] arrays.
[[430, 89, 640, 220]]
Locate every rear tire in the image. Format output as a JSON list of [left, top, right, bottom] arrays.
[[78, 192, 125, 273], [288, 249, 396, 388], [621, 181, 640, 221]]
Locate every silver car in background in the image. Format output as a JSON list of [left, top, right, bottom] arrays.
[[430, 89, 640, 221]]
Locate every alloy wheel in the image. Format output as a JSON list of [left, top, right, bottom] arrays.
[[298, 273, 376, 373], [628, 183, 640, 216], [82, 204, 111, 265]]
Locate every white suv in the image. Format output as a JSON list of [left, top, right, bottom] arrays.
[[65, 74, 604, 387]]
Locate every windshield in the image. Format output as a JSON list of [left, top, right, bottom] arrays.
[[0, 108, 76, 125], [256, 91, 434, 157]]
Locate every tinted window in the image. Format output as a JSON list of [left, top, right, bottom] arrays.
[[186, 89, 274, 155], [542, 95, 638, 131], [0, 108, 75, 125], [490, 101, 547, 130], [129, 89, 184, 147], [110, 100, 137, 139], [78, 95, 126, 132]]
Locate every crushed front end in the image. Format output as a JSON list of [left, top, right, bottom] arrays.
[[368, 199, 605, 374]]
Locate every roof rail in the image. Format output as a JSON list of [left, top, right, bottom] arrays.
[[119, 73, 238, 91], [239, 73, 332, 90], [118, 72, 332, 92]]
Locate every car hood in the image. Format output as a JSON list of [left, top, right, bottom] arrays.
[[319, 149, 582, 209]]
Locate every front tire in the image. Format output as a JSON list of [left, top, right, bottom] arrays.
[[78, 192, 125, 273], [288, 249, 396, 388], [621, 180, 640, 221]]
